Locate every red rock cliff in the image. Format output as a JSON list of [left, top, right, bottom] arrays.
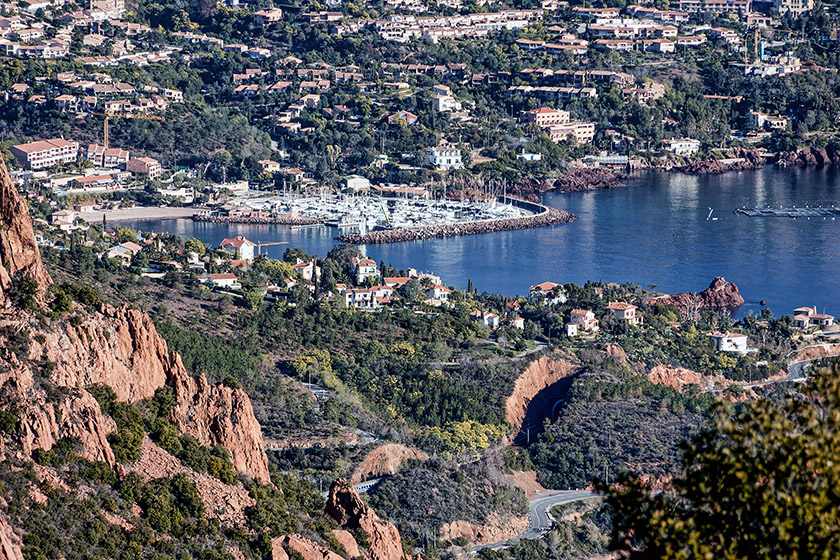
[[651, 277, 744, 312], [326, 479, 409, 560], [0, 157, 51, 307], [0, 169, 270, 483], [504, 355, 579, 438]]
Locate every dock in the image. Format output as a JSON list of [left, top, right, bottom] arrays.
[[734, 206, 840, 218]]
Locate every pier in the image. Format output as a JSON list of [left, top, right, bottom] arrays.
[[734, 206, 840, 218]]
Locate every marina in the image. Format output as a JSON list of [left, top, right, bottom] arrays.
[[132, 167, 840, 318], [734, 205, 840, 218], [192, 192, 542, 234]]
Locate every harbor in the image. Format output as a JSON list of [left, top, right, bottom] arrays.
[[191, 192, 553, 238]]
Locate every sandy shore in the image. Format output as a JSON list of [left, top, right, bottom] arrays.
[[78, 206, 206, 223]]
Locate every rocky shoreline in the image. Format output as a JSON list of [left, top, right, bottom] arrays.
[[673, 145, 840, 175], [335, 206, 575, 245], [192, 214, 322, 226], [506, 168, 626, 202]]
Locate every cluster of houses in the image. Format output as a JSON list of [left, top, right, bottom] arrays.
[[7, 70, 184, 117], [373, 10, 544, 43]]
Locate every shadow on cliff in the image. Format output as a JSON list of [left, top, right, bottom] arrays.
[[504, 355, 581, 447], [511, 376, 577, 446]]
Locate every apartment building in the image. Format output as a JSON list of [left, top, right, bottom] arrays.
[[10, 138, 79, 169], [521, 107, 570, 127]]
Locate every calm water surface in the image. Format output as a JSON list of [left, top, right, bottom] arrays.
[[131, 166, 840, 317]]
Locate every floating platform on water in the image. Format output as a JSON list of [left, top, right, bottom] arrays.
[[734, 206, 840, 218]]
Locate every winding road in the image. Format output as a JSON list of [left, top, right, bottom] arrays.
[[472, 490, 597, 553]]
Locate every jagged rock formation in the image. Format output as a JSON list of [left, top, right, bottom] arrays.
[[326, 479, 409, 560], [169, 370, 270, 483], [552, 167, 625, 192], [647, 365, 727, 393], [279, 535, 345, 560], [332, 530, 361, 558], [0, 157, 51, 307], [651, 277, 744, 312], [698, 277, 745, 309], [0, 513, 24, 560], [0, 166, 270, 483], [775, 145, 840, 167], [677, 149, 765, 174]]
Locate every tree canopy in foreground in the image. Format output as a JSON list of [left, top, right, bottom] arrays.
[[605, 361, 840, 559]]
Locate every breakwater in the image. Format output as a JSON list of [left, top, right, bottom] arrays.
[[192, 214, 322, 226], [336, 199, 575, 245]]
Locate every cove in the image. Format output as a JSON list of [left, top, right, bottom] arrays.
[[129, 166, 840, 317]]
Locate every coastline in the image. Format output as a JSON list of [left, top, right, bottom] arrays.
[[78, 206, 204, 223]]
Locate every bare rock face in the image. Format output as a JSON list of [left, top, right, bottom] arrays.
[[0, 172, 270, 484], [652, 277, 744, 312], [279, 535, 344, 560], [0, 158, 51, 307], [440, 512, 528, 546], [504, 355, 578, 437], [34, 305, 172, 402], [0, 346, 117, 465], [332, 530, 361, 558], [271, 540, 290, 560], [129, 436, 256, 526], [0, 512, 24, 560], [603, 343, 628, 365], [326, 479, 408, 560], [169, 366, 270, 484], [647, 365, 727, 393], [698, 277, 745, 309], [350, 444, 429, 483]]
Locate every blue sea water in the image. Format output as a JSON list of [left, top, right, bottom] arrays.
[[129, 166, 840, 317]]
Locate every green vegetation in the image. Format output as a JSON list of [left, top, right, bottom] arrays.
[[528, 369, 712, 490], [604, 361, 840, 560], [87, 384, 238, 484], [368, 459, 527, 546]]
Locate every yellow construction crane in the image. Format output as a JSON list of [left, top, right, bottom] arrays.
[[379, 201, 391, 226], [90, 112, 165, 149]]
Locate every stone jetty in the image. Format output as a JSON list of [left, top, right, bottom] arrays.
[[192, 214, 322, 226], [336, 206, 575, 245]]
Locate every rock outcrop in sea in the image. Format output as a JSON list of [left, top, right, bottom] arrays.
[[651, 277, 745, 311], [774, 145, 840, 167], [676, 148, 765, 174]]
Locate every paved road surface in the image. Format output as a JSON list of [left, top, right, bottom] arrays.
[[472, 490, 597, 553]]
